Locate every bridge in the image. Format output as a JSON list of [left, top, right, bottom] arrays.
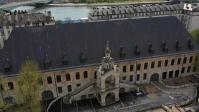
[[0, 0, 53, 11]]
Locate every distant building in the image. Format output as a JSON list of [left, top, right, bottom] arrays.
[[0, 11, 55, 49], [0, 16, 198, 107], [89, 3, 199, 31]]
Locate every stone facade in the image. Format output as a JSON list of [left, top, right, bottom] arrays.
[[0, 41, 198, 106], [96, 41, 120, 106], [0, 11, 55, 49]]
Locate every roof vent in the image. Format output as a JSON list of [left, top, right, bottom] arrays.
[[4, 58, 12, 73], [119, 46, 126, 58], [162, 42, 168, 52], [188, 39, 194, 49], [175, 40, 181, 51], [44, 54, 51, 68], [62, 52, 69, 65], [148, 43, 155, 54], [134, 45, 141, 56], [79, 51, 87, 63]]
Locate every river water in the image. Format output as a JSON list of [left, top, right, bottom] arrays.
[[12, 6, 91, 21]]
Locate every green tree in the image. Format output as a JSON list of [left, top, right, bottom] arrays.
[[16, 60, 42, 112], [192, 29, 199, 76], [191, 28, 199, 43]]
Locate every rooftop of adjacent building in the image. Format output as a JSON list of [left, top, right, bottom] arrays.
[[0, 16, 198, 76], [89, 3, 199, 16], [0, 10, 54, 27]]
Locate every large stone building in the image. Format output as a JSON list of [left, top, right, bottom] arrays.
[[0, 16, 198, 108], [89, 3, 199, 31], [0, 11, 55, 49]]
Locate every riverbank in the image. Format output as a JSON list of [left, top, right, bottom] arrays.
[[48, 0, 169, 7]]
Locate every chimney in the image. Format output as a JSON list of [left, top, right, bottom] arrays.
[[15, 14, 19, 23], [7, 15, 12, 23], [47, 11, 52, 17]]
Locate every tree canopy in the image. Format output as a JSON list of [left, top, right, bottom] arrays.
[[16, 60, 42, 112], [191, 28, 199, 43]]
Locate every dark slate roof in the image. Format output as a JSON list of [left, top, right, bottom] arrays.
[[0, 16, 199, 75]]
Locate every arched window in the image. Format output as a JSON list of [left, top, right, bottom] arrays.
[[67, 85, 72, 92], [122, 66, 126, 72], [0, 84, 3, 91], [47, 76, 52, 84], [66, 74, 71, 81], [8, 82, 14, 90], [83, 71, 88, 78], [42, 90, 54, 100], [56, 75, 61, 83], [76, 72, 80, 80]]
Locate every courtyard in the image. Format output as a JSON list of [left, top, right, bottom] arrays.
[[48, 82, 197, 112]]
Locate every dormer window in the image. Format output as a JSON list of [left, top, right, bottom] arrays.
[[79, 52, 87, 63], [119, 46, 126, 58], [44, 54, 51, 68], [4, 58, 12, 73], [25, 56, 31, 61], [148, 43, 155, 54], [62, 52, 69, 65], [134, 45, 141, 56], [188, 39, 194, 49], [162, 42, 168, 52], [175, 40, 181, 51]]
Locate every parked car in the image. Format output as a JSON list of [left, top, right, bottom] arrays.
[[131, 89, 146, 97]]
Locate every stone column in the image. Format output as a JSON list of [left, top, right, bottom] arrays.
[[101, 79, 105, 92], [115, 74, 120, 88], [115, 91, 120, 102], [101, 94, 106, 106]]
